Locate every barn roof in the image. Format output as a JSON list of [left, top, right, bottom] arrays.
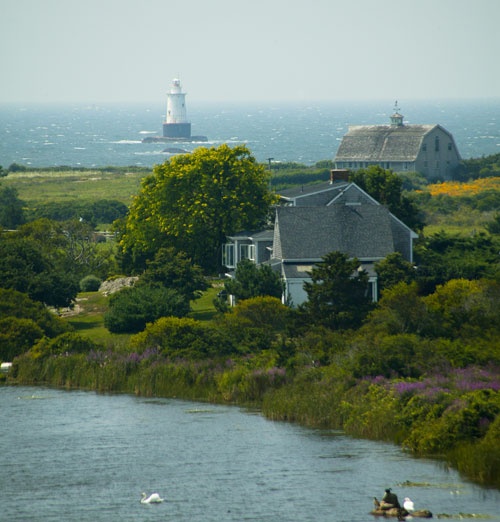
[[335, 124, 437, 162]]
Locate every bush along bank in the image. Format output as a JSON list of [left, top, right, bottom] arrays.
[[9, 343, 500, 489]]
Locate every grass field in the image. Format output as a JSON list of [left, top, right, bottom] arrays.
[[3, 169, 149, 206]]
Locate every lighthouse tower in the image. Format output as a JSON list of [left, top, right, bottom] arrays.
[[162, 78, 192, 139]]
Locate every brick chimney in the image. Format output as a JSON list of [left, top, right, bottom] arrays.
[[330, 169, 350, 183]]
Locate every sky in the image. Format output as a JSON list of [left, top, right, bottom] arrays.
[[1, 0, 500, 104]]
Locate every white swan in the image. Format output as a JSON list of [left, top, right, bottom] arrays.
[[141, 492, 164, 504], [403, 497, 415, 512]]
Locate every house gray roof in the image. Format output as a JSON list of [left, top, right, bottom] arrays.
[[335, 124, 437, 162], [273, 205, 395, 261], [278, 180, 349, 205]]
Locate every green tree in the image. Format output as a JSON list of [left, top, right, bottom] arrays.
[[0, 288, 70, 337], [104, 285, 190, 334], [299, 251, 373, 330], [486, 213, 500, 235], [375, 252, 416, 293], [130, 316, 233, 359], [0, 185, 25, 229], [118, 145, 276, 273], [362, 281, 426, 336], [138, 247, 208, 301], [216, 296, 289, 353], [414, 231, 499, 293], [223, 259, 284, 302], [18, 218, 117, 280], [0, 317, 44, 361], [0, 235, 79, 307], [349, 166, 424, 231], [422, 279, 500, 340]]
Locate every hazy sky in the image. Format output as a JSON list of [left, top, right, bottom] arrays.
[[1, 0, 499, 104]]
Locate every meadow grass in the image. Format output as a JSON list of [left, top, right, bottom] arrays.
[[3, 169, 149, 205], [66, 291, 131, 345]]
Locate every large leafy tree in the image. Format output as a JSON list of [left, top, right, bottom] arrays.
[[117, 144, 276, 273], [299, 251, 373, 330]]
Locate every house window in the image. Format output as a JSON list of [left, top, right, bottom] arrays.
[[222, 244, 234, 268], [422, 143, 427, 151], [448, 142, 452, 151], [239, 244, 255, 261], [435, 136, 440, 152]]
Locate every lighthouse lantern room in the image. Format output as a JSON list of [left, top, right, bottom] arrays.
[[163, 79, 192, 139]]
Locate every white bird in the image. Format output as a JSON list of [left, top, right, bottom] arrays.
[[140, 492, 164, 504], [403, 497, 415, 512]]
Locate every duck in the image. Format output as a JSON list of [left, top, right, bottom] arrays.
[[140, 492, 164, 504]]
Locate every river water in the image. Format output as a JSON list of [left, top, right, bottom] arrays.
[[1, 386, 499, 522]]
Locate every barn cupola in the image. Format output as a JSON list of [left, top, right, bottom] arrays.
[[390, 101, 404, 127]]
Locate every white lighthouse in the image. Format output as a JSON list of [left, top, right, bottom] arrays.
[[163, 78, 192, 139]]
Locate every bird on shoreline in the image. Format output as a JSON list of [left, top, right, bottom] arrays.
[[403, 497, 415, 512]]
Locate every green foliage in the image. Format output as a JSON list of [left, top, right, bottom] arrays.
[[375, 252, 416, 293], [0, 317, 44, 361], [216, 351, 287, 402], [0, 234, 79, 307], [138, 247, 208, 301], [414, 232, 500, 293], [0, 185, 26, 229], [80, 275, 102, 292], [422, 279, 500, 340], [486, 213, 500, 235], [0, 288, 71, 360], [460, 153, 500, 181], [17, 218, 117, 281], [216, 297, 289, 353], [31, 332, 101, 357], [28, 199, 128, 225], [0, 288, 70, 338], [299, 252, 373, 330], [223, 259, 284, 301], [349, 166, 424, 230], [402, 389, 500, 454], [130, 316, 232, 359], [365, 282, 427, 336], [118, 145, 276, 273], [104, 284, 190, 334]]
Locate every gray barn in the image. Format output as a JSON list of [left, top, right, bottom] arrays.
[[334, 105, 461, 180]]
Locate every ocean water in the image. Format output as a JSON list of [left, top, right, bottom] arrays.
[[1, 99, 499, 169]]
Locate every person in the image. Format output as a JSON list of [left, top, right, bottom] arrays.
[[380, 488, 401, 510]]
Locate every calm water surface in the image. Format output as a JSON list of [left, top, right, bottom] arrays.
[[1, 386, 499, 522]]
